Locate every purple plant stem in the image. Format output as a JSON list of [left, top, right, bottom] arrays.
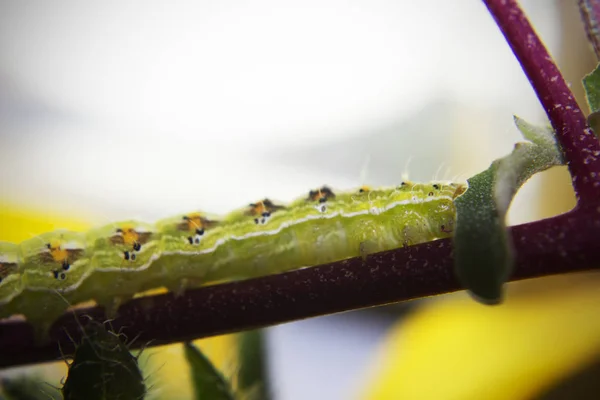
[[485, 0, 600, 207], [579, 0, 600, 60], [1, 0, 600, 369]]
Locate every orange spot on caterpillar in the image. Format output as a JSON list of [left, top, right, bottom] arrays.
[[47, 238, 69, 264], [307, 187, 336, 202], [178, 213, 218, 233], [122, 227, 139, 246], [42, 238, 84, 271], [110, 225, 152, 250], [246, 199, 285, 216]]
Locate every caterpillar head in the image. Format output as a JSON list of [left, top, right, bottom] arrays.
[[424, 202, 457, 239]]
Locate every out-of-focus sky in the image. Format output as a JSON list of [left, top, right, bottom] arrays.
[[0, 1, 575, 399], [0, 0, 560, 223]]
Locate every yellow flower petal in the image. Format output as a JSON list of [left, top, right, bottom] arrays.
[[362, 273, 600, 400]]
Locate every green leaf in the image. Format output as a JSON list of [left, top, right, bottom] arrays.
[[183, 342, 236, 400], [583, 63, 600, 113], [454, 116, 564, 304], [582, 63, 600, 138], [237, 330, 271, 400], [62, 320, 146, 400], [1, 376, 61, 400]]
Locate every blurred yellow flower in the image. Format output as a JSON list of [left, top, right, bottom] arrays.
[[361, 273, 600, 400]]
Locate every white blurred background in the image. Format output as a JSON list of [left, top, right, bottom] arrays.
[[0, 1, 591, 399]]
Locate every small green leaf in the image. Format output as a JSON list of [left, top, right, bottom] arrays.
[[454, 116, 564, 304], [237, 330, 271, 400], [1, 376, 61, 400], [62, 320, 146, 400], [183, 342, 236, 400], [513, 116, 557, 148], [583, 63, 600, 114], [582, 63, 600, 138]]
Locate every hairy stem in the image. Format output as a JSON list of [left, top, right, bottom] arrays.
[[485, 0, 600, 206], [579, 0, 600, 60]]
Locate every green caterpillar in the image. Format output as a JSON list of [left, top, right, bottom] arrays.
[[0, 181, 466, 334]]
